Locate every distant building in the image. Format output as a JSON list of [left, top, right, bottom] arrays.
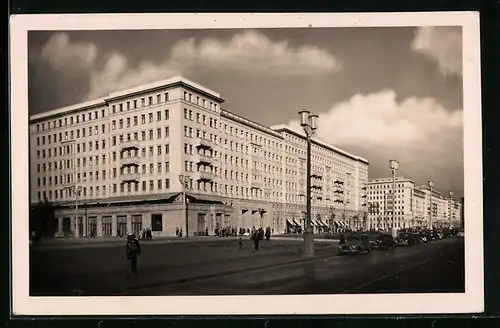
[[367, 177, 462, 230], [29, 76, 369, 238]]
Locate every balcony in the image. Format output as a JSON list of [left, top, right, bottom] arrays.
[[120, 139, 140, 150], [312, 190, 323, 199], [311, 170, 323, 178], [193, 171, 213, 181], [250, 140, 262, 147], [195, 138, 213, 149], [251, 181, 263, 189], [121, 156, 140, 167], [195, 153, 214, 165], [121, 172, 140, 183], [311, 180, 323, 188]]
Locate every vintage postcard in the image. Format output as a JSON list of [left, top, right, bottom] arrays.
[[10, 12, 483, 315]]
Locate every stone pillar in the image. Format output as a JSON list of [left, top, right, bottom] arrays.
[[73, 216, 80, 238], [111, 215, 117, 237], [143, 213, 152, 230], [57, 217, 63, 236], [127, 214, 132, 235], [97, 216, 103, 237], [82, 215, 87, 237]]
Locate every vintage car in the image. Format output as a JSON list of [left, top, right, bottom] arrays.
[[370, 233, 396, 249], [395, 233, 419, 246], [338, 234, 372, 255]]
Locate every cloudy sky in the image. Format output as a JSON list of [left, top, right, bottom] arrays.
[[28, 27, 464, 197]]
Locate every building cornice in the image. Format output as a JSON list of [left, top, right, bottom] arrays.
[[29, 76, 225, 122], [220, 109, 284, 139], [271, 125, 369, 165]]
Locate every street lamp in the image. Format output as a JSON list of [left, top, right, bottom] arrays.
[[179, 175, 190, 238], [298, 110, 318, 257], [449, 190, 453, 228], [389, 160, 399, 230], [428, 180, 434, 229]]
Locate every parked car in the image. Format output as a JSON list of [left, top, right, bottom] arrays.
[[370, 233, 396, 249], [408, 233, 424, 244], [419, 230, 432, 242], [395, 233, 418, 246], [431, 230, 444, 240], [457, 229, 465, 237], [338, 234, 372, 255]]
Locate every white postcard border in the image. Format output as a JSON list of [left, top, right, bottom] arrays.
[[10, 12, 483, 315]]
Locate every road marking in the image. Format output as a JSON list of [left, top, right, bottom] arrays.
[[346, 254, 445, 293]]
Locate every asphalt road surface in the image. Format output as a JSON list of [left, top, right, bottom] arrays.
[[30, 236, 464, 296]]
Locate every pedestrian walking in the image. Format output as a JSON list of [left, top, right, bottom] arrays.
[[238, 237, 243, 250], [252, 231, 260, 252], [339, 234, 346, 245], [122, 234, 142, 279]]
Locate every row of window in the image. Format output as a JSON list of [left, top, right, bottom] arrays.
[[111, 110, 170, 130], [111, 93, 170, 114], [37, 146, 171, 171], [36, 124, 107, 146], [35, 109, 107, 132], [183, 91, 218, 112]]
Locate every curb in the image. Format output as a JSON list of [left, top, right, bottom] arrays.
[[118, 252, 337, 295]]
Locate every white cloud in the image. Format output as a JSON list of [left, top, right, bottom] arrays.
[[287, 90, 464, 194], [86, 53, 181, 99], [288, 90, 462, 148], [40, 33, 98, 71], [411, 26, 462, 76], [169, 30, 338, 74], [39, 30, 339, 99]]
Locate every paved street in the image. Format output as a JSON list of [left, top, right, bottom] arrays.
[[30, 236, 464, 296]]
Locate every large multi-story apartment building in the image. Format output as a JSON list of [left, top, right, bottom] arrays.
[[367, 177, 462, 230], [29, 76, 369, 238]]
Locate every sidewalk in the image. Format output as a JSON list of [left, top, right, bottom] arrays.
[[35, 235, 338, 249], [34, 235, 242, 249]]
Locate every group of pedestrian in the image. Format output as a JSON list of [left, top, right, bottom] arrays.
[[216, 227, 239, 237], [141, 228, 153, 240], [175, 227, 183, 237]]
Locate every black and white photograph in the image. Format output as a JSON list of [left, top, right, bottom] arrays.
[[10, 13, 483, 315]]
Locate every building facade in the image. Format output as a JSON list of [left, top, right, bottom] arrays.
[[29, 76, 369, 238], [367, 177, 462, 230]]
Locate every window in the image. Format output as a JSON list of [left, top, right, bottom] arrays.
[[164, 109, 169, 120], [165, 126, 169, 138], [151, 214, 163, 231], [157, 111, 161, 121]]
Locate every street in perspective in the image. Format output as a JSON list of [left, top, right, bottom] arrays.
[[27, 26, 466, 297]]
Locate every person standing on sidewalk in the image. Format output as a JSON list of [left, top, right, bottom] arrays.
[[123, 234, 142, 279]]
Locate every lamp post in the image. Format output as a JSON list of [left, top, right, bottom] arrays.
[[389, 160, 399, 230], [298, 110, 318, 257], [428, 180, 434, 230], [179, 175, 190, 238]]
